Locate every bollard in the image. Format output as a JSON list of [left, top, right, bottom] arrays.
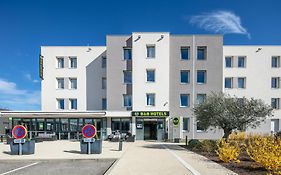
[[185, 136, 188, 146], [119, 140, 123, 151]]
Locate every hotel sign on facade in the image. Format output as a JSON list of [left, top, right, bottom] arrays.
[[132, 111, 169, 117]]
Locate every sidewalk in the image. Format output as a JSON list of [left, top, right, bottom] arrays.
[[108, 141, 237, 175], [0, 140, 129, 160]]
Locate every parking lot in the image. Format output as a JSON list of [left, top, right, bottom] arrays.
[[0, 159, 115, 175]]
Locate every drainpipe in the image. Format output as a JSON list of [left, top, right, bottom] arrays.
[[192, 35, 195, 140]]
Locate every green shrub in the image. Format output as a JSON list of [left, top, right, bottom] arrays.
[[188, 139, 202, 151], [201, 140, 218, 153]]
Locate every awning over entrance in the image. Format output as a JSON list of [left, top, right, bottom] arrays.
[[0, 111, 106, 118]]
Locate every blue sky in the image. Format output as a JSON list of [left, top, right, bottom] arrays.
[[0, 0, 281, 110]]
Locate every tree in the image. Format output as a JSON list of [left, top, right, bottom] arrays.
[[194, 92, 273, 138]]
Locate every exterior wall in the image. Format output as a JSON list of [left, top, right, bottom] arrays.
[[41, 46, 106, 111], [132, 32, 170, 112], [224, 46, 281, 133], [170, 35, 224, 140], [106, 35, 131, 111]]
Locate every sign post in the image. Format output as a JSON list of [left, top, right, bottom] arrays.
[[12, 125, 27, 155], [82, 124, 96, 155]]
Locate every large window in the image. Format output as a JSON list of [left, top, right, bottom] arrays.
[[238, 77, 246, 88], [197, 94, 206, 104], [183, 118, 189, 131], [197, 46, 206, 60], [180, 94, 189, 107], [124, 48, 132, 60], [180, 70, 190, 84], [57, 57, 64, 68], [57, 99, 65, 110], [271, 98, 280, 109], [123, 94, 132, 107], [272, 56, 280, 68], [102, 77, 106, 89], [225, 77, 233, 89], [146, 69, 155, 82], [272, 77, 280, 88], [123, 70, 132, 84], [146, 93, 155, 106], [57, 78, 64, 89], [102, 98, 107, 110], [111, 118, 131, 134], [69, 78, 77, 89], [147, 45, 155, 58], [69, 119, 78, 132], [69, 57, 77, 68], [181, 47, 189, 60], [197, 70, 206, 84], [225, 56, 233, 68], [69, 99, 77, 110], [238, 56, 246, 68]]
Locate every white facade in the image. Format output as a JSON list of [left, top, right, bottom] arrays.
[[12, 33, 279, 141]]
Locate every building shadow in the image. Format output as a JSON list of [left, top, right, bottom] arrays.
[[63, 150, 82, 154]]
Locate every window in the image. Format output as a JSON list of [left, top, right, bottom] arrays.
[[272, 56, 280, 68], [69, 99, 77, 110], [197, 46, 206, 60], [102, 98, 107, 110], [69, 78, 77, 89], [183, 118, 189, 131], [57, 99, 64, 110], [69, 57, 77, 68], [147, 45, 155, 58], [197, 121, 204, 132], [102, 77, 106, 89], [102, 56, 106, 68], [197, 70, 206, 84], [146, 93, 155, 106], [180, 70, 190, 84], [57, 57, 64, 68], [197, 94, 206, 104], [238, 56, 246, 68], [124, 48, 132, 60], [271, 119, 280, 133], [271, 98, 280, 109], [123, 94, 132, 107], [57, 78, 64, 89], [225, 57, 233, 68], [180, 94, 189, 107], [123, 71, 132, 84], [181, 47, 189, 60], [146, 69, 155, 82], [272, 77, 280, 88], [238, 77, 246, 88], [225, 77, 233, 88]]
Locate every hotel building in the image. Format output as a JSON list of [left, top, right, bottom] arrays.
[[0, 32, 280, 141]]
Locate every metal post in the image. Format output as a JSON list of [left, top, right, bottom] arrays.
[[88, 142, 91, 154], [119, 140, 123, 151], [185, 136, 188, 146], [19, 143, 22, 155]]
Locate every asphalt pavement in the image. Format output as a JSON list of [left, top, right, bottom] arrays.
[[0, 159, 116, 175]]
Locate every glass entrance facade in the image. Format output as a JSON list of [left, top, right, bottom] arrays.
[[11, 118, 107, 140]]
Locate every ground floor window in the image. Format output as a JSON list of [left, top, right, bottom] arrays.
[[111, 118, 131, 134], [183, 117, 189, 131]]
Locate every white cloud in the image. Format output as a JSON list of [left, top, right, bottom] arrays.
[[24, 73, 39, 83], [0, 79, 40, 110], [190, 10, 250, 38]]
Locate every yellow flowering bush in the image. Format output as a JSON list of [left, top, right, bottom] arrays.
[[216, 138, 241, 163], [246, 135, 281, 175]]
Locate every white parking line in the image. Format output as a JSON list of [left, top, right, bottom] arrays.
[[162, 145, 201, 175], [0, 162, 39, 175]]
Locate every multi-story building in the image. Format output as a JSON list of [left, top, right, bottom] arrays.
[[0, 32, 280, 141]]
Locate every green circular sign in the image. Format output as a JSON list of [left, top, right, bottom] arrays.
[[173, 117, 180, 126]]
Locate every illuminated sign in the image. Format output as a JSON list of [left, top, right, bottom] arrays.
[[132, 111, 169, 117], [39, 54, 44, 80], [173, 117, 180, 127]]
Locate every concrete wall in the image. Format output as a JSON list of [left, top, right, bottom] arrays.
[[41, 46, 106, 111], [224, 46, 281, 133]]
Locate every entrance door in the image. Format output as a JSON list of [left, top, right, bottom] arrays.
[[144, 121, 157, 140]]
